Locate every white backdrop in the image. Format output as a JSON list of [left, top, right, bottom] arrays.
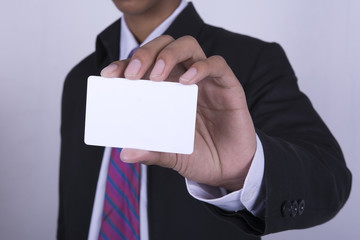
[[0, 0, 359, 239]]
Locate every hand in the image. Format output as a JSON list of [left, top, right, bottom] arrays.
[[100, 35, 256, 191]]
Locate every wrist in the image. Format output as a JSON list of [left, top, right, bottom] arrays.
[[219, 160, 252, 192]]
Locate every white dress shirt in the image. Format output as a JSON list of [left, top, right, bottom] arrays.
[[88, 1, 264, 239]]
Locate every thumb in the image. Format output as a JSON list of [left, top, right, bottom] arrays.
[[120, 148, 178, 169]]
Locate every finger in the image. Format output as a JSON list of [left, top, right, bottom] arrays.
[[124, 35, 175, 79], [149, 36, 207, 81], [120, 148, 154, 163], [179, 55, 240, 88], [100, 60, 129, 78], [120, 148, 178, 169]]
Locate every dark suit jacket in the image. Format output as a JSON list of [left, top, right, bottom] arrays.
[[58, 3, 352, 240]]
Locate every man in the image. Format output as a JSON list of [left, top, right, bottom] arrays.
[[58, 0, 352, 239]]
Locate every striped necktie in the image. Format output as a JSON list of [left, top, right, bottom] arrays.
[[99, 47, 140, 240], [99, 148, 140, 240]]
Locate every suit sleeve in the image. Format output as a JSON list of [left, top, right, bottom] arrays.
[[207, 42, 352, 236]]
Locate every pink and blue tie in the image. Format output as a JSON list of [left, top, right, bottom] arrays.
[[99, 148, 140, 240]]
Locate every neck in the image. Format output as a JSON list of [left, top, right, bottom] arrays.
[[124, 1, 181, 43]]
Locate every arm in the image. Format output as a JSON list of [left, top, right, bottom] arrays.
[[243, 43, 351, 233], [100, 36, 352, 236], [205, 42, 351, 235]]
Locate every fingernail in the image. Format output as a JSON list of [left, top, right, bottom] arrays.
[[125, 59, 141, 78], [120, 149, 132, 163], [100, 63, 118, 76], [150, 59, 165, 79], [180, 68, 197, 82], [121, 148, 149, 163]]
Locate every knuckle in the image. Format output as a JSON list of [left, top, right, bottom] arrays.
[[210, 55, 225, 63], [180, 35, 197, 44], [109, 60, 120, 66], [158, 47, 176, 60], [159, 34, 175, 42], [132, 47, 151, 59], [209, 55, 227, 68], [193, 60, 207, 71]]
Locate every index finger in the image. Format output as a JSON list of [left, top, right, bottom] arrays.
[[148, 36, 207, 82]]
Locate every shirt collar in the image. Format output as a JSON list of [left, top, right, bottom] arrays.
[[120, 0, 188, 60]]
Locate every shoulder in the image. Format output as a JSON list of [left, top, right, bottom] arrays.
[[63, 19, 120, 93], [198, 24, 291, 84], [61, 52, 99, 127], [64, 53, 98, 87], [62, 53, 99, 103], [199, 24, 266, 53]]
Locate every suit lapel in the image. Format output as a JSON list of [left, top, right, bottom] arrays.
[[95, 19, 121, 69], [164, 2, 204, 39]]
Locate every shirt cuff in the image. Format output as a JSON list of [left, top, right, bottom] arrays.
[[185, 135, 265, 213]]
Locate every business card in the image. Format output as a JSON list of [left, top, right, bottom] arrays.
[[84, 76, 198, 154]]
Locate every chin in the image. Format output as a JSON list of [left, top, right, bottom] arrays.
[[112, 0, 157, 15]]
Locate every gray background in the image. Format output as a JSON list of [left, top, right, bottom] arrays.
[[0, 0, 359, 239]]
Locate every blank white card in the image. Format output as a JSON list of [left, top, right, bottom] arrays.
[[84, 76, 198, 154]]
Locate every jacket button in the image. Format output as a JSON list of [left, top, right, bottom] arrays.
[[282, 201, 292, 217], [291, 201, 298, 217], [298, 200, 305, 215]]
